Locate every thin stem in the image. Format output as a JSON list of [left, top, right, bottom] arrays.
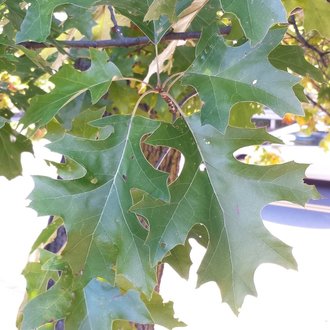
[[178, 90, 198, 108], [108, 6, 124, 39], [305, 94, 329, 115], [132, 90, 157, 117], [162, 72, 184, 92], [154, 148, 171, 169], [161, 91, 186, 118], [154, 44, 161, 87], [289, 15, 328, 66], [113, 76, 154, 90], [162, 72, 183, 88]]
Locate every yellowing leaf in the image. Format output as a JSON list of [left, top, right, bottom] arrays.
[[283, 0, 330, 38]]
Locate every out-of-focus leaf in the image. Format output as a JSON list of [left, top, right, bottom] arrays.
[[144, 0, 177, 22], [0, 116, 8, 129], [0, 124, 33, 179], [114, 0, 171, 43], [63, 4, 96, 39], [183, 27, 302, 132], [283, 0, 330, 38], [16, 0, 106, 42], [21, 49, 121, 128], [132, 115, 318, 312], [269, 44, 324, 82]]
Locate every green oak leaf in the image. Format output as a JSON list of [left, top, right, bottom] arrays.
[[70, 108, 106, 139], [229, 102, 263, 128], [132, 115, 318, 312], [182, 27, 302, 132], [143, 291, 186, 329], [144, 0, 178, 22], [21, 257, 74, 330], [114, 0, 191, 43], [115, 275, 186, 329], [16, 0, 106, 43], [113, 0, 171, 43], [63, 4, 96, 39], [65, 278, 153, 329], [21, 49, 121, 128], [30, 217, 64, 253], [28, 115, 169, 295], [0, 124, 33, 180], [269, 44, 324, 82], [163, 241, 192, 280], [220, 0, 287, 45], [283, 0, 330, 38]]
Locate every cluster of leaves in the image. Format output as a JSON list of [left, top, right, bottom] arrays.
[[0, 1, 328, 329]]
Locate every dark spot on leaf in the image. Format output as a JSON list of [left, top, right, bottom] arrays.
[[122, 174, 127, 182]]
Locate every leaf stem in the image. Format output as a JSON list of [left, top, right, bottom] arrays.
[[108, 6, 124, 39], [160, 91, 186, 118], [113, 76, 154, 90], [162, 72, 184, 91], [155, 44, 161, 87], [132, 90, 157, 117]]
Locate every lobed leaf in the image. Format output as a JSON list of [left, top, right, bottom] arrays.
[[28, 115, 169, 295], [16, 0, 106, 43], [144, 0, 178, 22], [220, 0, 287, 45], [132, 115, 318, 312], [21, 49, 121, 128], [66, 279, 153, 329], [0, 123, 33, 180], [269, 44, 324, 82], [183, 27, 302, 132]]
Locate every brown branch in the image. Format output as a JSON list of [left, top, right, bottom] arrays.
[[19, 26, 231, 49], [288, 15, 328, 66], [305, 94, 330, 115]]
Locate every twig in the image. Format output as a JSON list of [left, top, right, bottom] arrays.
[[178, 90, 198, 108], [305, 94, 329, 115], [19, 27, 232, 49], [288, 15, 328, 67], [108, 6, 124, 39]]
